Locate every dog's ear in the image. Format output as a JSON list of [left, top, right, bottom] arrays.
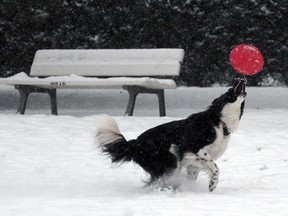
[[212, 97, 220, 105], [212, 91, 226, 105], [212, 88, 238, 105], [212, 98, 218, 105]]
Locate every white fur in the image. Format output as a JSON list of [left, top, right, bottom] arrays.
[[204, 95, 245, 160], [221, 95, 245, 132], [205, 125, 230, 161], [95, 115, 123, 147]]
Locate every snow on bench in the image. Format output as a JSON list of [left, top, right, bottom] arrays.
[[0, 49, 185, 116]]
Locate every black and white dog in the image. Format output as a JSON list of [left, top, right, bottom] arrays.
[[96, 76, 247, 192]]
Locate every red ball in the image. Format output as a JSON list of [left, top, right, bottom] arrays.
[[230, 44, 264, 76]]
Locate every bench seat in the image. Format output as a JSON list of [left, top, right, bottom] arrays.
[[0, 72, 176, 89]]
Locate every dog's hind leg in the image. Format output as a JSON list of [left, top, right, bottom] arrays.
[[169, 144, 181, 161], [185, 165, 200, 181]]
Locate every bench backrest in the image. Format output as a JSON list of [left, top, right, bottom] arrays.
[[30, 49, 185, 77]]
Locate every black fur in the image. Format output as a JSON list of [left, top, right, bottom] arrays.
[[100, 76, 247, 186]]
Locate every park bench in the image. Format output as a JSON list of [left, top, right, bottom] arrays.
[[0, 49, 184, 116]]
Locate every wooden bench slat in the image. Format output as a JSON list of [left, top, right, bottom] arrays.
[[30, 62, 181, 77], [30, 49, 184, 77]]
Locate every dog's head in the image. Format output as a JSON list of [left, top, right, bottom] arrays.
[[210, 76, 247, 119]]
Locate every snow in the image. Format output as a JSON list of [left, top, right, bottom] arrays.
[[33, 49, 185, 63], [0, 72, 177, 89], [28, 49, 184, 77], [0, 86, 288, 216]]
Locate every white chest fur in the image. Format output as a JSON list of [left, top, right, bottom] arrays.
[[204, 96, 244, 160], [221, 96, 244, 132], [204, 125, 231, 160]]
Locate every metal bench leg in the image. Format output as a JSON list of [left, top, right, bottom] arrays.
[[123, 85, 167, 117], [15, 86, 30, 114], [15, 85, 58, 115], [48, 89, 58, 115], [124, 89, 138, 116], [156, 90, 166, 117]]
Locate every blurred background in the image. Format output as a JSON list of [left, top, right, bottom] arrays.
[[0, 0, 287, 86]]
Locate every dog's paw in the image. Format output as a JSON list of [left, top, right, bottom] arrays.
[[209, 180, 218, 192], [208, 172, 219, 192]]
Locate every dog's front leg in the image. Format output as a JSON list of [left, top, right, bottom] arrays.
[[181, 150, 220, 192], [195, 149, 220, 192], [206, 160, 219, 192]]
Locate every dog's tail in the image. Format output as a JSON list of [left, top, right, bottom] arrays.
[[95, 115, 138, 163]]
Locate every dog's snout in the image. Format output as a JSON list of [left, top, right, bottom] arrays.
[[233, 76, 247, 96]]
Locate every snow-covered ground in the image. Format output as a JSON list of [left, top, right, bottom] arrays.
[[0, 85, 287, 216]]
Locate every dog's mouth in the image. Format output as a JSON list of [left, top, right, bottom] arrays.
[[233, 76, 247, 97]]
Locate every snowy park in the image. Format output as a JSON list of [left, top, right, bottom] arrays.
[[1, 1, 287, 215], [0, 85, 287, 216]]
